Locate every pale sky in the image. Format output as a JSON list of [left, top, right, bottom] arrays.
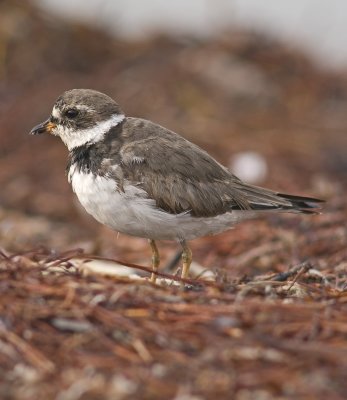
[[36, 0, 347, 69]]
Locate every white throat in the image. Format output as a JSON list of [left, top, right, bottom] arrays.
[[58, 114, 125, 151]]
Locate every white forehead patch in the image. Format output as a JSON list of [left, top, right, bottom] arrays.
[[52, 106, 61, 119]]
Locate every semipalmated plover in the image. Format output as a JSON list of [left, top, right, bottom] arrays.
[[30, 89, 323, 283]]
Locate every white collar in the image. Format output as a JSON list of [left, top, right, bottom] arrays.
[[59, 114, 125, 151]]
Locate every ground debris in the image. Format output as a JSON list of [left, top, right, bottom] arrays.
[[0, 248, 347, 399]]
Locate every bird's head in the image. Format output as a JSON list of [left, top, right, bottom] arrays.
[[30, 89, 124, 150]]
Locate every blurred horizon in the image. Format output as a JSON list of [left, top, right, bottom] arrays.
[[36, 0, 347, 69]]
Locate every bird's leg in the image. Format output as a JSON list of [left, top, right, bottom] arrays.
[[149, 239, 160, 283], [180, 240, 192, 283]]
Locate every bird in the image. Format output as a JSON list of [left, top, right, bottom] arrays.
[[30, 89, 323, 284]]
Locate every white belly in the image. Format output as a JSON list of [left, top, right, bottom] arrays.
[[69, 167, 245, 241]]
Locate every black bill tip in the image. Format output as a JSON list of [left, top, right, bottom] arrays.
[[29, 119, 56, 135]]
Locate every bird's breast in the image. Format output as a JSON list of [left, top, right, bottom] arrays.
[[68, 164, 120, 224], [67, 163, 244, 241]]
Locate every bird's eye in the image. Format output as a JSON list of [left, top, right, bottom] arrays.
[[65, 108, 79, 119]]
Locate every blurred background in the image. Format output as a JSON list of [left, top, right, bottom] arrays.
[[0, 0, 346, 272]]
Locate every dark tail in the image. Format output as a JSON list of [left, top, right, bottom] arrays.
[[275, 193, 324, 214], [230, 183, 324, 214]]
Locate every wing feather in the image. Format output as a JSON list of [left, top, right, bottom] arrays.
[[100, 118, 323, 217]]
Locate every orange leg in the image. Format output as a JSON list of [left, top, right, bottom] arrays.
[[180, 240, 192, 285], [149, 239, 160, 284]]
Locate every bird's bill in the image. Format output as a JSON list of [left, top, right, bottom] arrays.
[[29, 119, 56, 135]]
